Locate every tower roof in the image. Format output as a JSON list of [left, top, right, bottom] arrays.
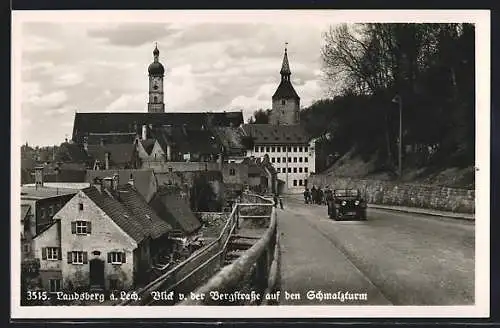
[[280, 47, 291, 76], [148, 43, 165, 76]]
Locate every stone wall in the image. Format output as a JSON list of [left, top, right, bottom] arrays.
[[309, 175, 475, 214]]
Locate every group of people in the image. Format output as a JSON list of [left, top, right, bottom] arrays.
[[303, 186, 333, 205]]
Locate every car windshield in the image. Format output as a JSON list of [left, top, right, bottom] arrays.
[[334, 189, 359, 197]]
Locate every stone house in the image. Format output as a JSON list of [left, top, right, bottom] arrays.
[[32, 176, 172, 293]]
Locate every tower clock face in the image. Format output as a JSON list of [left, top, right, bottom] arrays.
[[153, 84, 158, 90]]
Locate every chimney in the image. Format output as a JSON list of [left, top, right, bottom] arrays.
[[142, 125, 147, 140], [166, 144, 172, 161], [105, 152, 110, 170], [103, 177, 113, 190], [83, 138, 88, 151], [112, 173, 119, 191], [34, 166, 44, 189], [128, 173, 134, 186], [93, 177, 104, 192]]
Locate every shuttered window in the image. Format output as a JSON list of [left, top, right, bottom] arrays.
[[107, 252, 126, 264], [71, 221, 91, 235], [42, 247, 61, 260], [67, 251, 88, 264]]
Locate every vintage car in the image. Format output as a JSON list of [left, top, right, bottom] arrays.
[[327, 188, 367, 220]]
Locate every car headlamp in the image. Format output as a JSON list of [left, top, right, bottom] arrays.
[[341, 201, 346, 206], [355, 200, 360, 205]]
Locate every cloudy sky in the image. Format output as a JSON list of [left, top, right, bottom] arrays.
[[16, 12, 338, 146]]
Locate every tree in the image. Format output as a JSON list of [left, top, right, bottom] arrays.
[[249, 109, 272, 124]]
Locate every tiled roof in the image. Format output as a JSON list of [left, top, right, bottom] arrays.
[[21, 204, 31, 220], [86, 133, 137, 145], [82, 184, 171, 243], [149, 187, 201, 234], [272, 80, 300, 100], [85, 169, 156, 202], [241, 124, 310, 145], [140, 139, 156, 155], [86, 143, 136, 166], [21, 186, 79, 199], [72, 112, 244, 143]]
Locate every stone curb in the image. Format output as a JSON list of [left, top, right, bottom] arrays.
[[368, 204, 475, 221]]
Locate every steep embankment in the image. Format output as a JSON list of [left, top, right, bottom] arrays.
[[321, 149, 475, 189]]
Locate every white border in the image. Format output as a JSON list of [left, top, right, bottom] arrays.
[[11, 9, 490, 319]]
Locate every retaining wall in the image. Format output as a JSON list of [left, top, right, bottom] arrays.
[[309, 175, 475, 214]]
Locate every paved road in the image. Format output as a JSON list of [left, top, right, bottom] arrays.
[[277, 195, 475, 306]]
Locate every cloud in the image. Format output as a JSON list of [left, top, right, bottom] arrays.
[[87, 23, 179, 47], [105, 93, 147, 112], [22, 35, 63, 53], [53, 72, 85, 87]]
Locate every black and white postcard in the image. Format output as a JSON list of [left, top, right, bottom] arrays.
[[11, 9, 490, 319]]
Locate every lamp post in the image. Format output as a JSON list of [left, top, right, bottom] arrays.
[[391, 95, 403, 178]]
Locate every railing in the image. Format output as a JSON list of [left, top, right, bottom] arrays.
[[179, 193, 281, 305], [118, 194, 273, 305]]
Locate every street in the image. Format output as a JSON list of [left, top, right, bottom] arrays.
[[278, 195, 475, 305]]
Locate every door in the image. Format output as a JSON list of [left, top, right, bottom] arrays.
[[89, 258, 105, 290]]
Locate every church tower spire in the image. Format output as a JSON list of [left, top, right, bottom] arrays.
[[270, 44, 300, 125], [280, 44, 291, 80], [148, 43, 165, 113]]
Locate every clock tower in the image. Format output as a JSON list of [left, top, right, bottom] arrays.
[[147, 43, 165, 113]]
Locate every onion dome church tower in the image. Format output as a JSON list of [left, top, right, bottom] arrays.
[[270, 45, 300, 125], [148, 43, 165, 113]]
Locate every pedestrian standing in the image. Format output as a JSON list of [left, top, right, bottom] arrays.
[[279, 197, 284, 209]]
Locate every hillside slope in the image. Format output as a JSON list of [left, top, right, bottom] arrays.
[[322, 149, 475, 189]]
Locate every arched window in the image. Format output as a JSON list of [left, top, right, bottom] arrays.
[[153, 96, 158, 103]]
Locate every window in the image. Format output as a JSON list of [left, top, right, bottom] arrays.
[[293, 157, 297, 163], [23, 244, 30, 253], [229, 168, 236, 176], [71, 221, 91, 235], [288, 167, 292, 173], [49, 279, 62, 293], [78, 203, 83, 211], [271, 146, 275, 152], [299, 167, 303, 173], [304, 179, 308, 186], [287, 146, 291, 152], [299, 157, 303, 163], [281, 99, 286, 105], [305, 146, 308, 152], [288, 157, 291, 162], [299, 179, 303, 186], [294, 147, 298, 152], [43, 247, 60, 260], [40, 208, 45, 219], [260, 146, 265, 152], [270, 157, 274, 163], [276, 147, 280, 153], [293, 180, 297, 186], [299, 147, 303, 152], [154, 96, 158, 102], [305, 167, 308, 173], [266, 147, 270, 152], [68, 251, 87, 264], [276, 168, 281, 173], [49, 206, 54, 217], [254, 146, 258, 152], [305, 157, 308, 163], [277, 157, 281, 163], [168, 167, 173, 172], [108, 252, 126, 264], [281, 157, 285, 162], [293, 167, 297, 173]]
